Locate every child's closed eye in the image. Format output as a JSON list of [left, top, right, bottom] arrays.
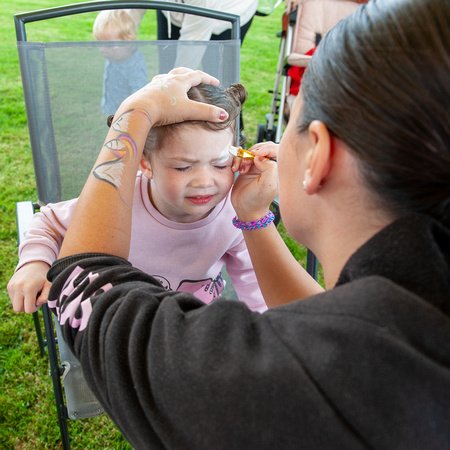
[[174, 166, 191, 172]]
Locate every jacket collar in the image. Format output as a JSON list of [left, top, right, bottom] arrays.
[[336, 214, 450, 316]]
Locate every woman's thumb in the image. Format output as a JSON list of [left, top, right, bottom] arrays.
[[254, 156, 279, 192]]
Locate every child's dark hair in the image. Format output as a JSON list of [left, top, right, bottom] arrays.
[[144, 83, 247, 159]]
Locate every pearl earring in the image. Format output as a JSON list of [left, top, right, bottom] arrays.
[[303, 180, 323, 191]]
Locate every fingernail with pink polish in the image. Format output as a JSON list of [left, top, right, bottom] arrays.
[[219, 110, 228, 121]]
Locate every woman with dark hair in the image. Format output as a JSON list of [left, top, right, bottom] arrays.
[[43, 0, 449, 448]]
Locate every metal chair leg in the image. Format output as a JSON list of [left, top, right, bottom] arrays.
[[32, 310, 46, 356], [42, 304, 71, 449], [306, 251, 319, 280]]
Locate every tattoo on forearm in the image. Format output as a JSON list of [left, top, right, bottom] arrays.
[[93, 159, 131, 208], [111, 108, 152, 133], [92, 108, 151, 207], [93, 159, 124, 189], [104, 134, 137, 162]]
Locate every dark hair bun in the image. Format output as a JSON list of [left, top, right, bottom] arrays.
[[226, 83, 248, 107]]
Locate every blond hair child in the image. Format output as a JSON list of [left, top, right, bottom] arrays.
[[93, 9, 147, 115]]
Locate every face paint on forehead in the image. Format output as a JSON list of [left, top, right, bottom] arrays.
[[213, 143, 234, 164]]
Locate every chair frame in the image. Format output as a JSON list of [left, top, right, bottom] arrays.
[[15, 2, 240, 448]]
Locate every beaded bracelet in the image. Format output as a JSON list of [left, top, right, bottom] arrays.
[[232, 211, 275, 231]]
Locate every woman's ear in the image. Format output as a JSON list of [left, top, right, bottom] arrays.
[[139, 157, 153, 179], [304, 120, 332, 193]]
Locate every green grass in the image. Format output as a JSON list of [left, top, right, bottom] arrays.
[[0, 2, 320, 448]]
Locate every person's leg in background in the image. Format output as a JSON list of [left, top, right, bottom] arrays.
[[156, 10, 181, 73], [207, 18, 255, 147]]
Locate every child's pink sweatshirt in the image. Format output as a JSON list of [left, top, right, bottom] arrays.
[[17, 172, 267, 312]]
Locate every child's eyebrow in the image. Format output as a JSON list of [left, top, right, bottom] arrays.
[[212, 144, 233, 164], [167, 156, 199, 163], [212, 154, 232, 164], [168, 155, 232, 164], [166, 150, 233, 165]]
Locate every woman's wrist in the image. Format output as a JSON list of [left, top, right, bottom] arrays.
[[232, 205, 273, 224], [232, 211, 275, 231]]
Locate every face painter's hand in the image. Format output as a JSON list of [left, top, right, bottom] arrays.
[[117, 68, 228, 128], [231, 142, 278, 174], [231, 145, 279, 222]]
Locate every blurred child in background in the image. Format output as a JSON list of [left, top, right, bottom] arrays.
[[93, 9, 148, 116]]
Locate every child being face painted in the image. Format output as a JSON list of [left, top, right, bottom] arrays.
[[140, 83, 246, 223], [9, 82, 268, 313], [141, 127, 234, 223]]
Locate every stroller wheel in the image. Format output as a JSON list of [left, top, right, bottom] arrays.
[[267, 125, 278, 143], [256, 123, 267, 143]]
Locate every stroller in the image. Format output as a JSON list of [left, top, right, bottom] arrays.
[[257, 0, 365, 144]]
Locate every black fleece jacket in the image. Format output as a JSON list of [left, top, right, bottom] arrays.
[[48, 214, 450, 449]]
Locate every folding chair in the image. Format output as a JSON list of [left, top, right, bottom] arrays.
[[14, 2, 240, 447]]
